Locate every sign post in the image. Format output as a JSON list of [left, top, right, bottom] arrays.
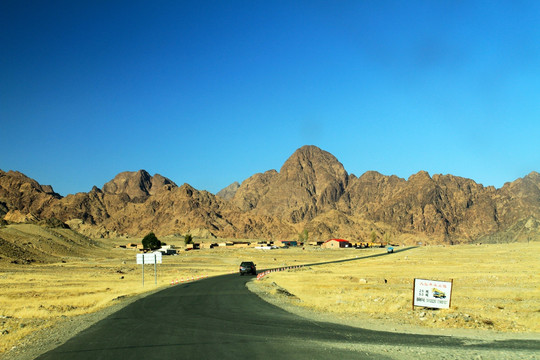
[[136, 252, 162, 287], [413, 278, 453, 309]]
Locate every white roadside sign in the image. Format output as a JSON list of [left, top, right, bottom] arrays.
[[136, 252, 162, 265], [413, 278, 453, 309], [136, 252, 162, 287]]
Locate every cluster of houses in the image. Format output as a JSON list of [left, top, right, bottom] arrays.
[[115, 243, 180, 254], [197, 239, 387, 249], [116, 238, 388, 254], [312, 239, 388, 249]]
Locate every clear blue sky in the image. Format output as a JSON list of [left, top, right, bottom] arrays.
[[1, 1, 539, 196]]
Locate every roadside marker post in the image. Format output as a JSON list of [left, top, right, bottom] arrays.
[[136, 252, 162, 287]]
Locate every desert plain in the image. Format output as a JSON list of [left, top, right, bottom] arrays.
[[0, 223, 538, 358]]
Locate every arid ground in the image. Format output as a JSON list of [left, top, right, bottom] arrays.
[[0, 226, 538, 358]]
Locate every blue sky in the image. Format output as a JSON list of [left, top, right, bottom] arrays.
[[1, 1, 539, 196]]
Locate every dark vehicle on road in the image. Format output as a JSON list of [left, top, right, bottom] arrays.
[[239, 261, 257, 275], [387, 246, 394, 253]]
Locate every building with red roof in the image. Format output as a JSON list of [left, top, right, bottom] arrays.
[[321, 238, 351, 249]]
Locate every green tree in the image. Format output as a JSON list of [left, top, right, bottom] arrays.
[[298, 229, 308, 243], [370, 231, 377, 243], [184, 233, 193, 245], [142, 232, 161, 250]]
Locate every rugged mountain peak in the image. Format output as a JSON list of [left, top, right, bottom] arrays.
[[102, 170, 152, 200], [280, 145, 347, 182], [178, 183, 196, 194], [1, 148, 539, 243], [149, 173, 177, 194], [408, 170, 432, 183], [280, 146, 348, 199], [102, 170, 176, 200], [231, 170, 279, 211], [501, 171, 540, 202], [232, 146, 349, 222], [216, 181, 240, 200], [358, 171, 386, 182], [0, 170, 62, 221], [524, 171, 540, 183], [0, 170, 61, 197]]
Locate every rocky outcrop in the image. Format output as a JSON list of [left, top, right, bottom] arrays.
[[102, 170, 177, 201], [232, 146, 348, 223], [216, 181, 240, 200], [0, 147, 538, 243], [0, 170, 61, 221], [339, 171, 500, 242]]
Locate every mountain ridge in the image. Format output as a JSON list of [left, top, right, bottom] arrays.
[[1, 146, 538, 244]]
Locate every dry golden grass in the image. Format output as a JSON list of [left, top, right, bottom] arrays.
[[253, 242, 540, 333], [1, 240, 538, 354], [0, 243, 351, 354]]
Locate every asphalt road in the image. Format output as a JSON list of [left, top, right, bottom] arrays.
[[37, 250, 539, 359]]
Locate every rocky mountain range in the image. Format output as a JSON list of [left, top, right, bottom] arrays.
[[1, 146, 539, 244]]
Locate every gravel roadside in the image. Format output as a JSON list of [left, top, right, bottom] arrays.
[[0, 288, 163, 360], [2, 281, 538, 360], [246, 281, 540, 360]]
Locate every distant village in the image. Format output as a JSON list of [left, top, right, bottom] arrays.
[[116, 238, 391, 255]]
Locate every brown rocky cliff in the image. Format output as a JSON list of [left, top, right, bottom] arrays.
[[102, 170, 177, 201], [98, 183, 231, 236], [232, 170, 278, 211], [0, 170, 61, 222], [1, 147, 539, 243], [216, 181, 240, 200], [495, 171, 540, 227], [233, 145, 348, 223], [42, 186, 111, 226], [339, 171, 502, 241]]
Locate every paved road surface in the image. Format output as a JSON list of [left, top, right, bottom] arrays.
[[37, 251, 539, 359]]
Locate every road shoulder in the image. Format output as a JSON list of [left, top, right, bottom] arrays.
[[246, 280, 540, 342], [0, 287, 165, 360]]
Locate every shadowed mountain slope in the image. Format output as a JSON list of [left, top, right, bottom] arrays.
[[1, 148, 538, 244]]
